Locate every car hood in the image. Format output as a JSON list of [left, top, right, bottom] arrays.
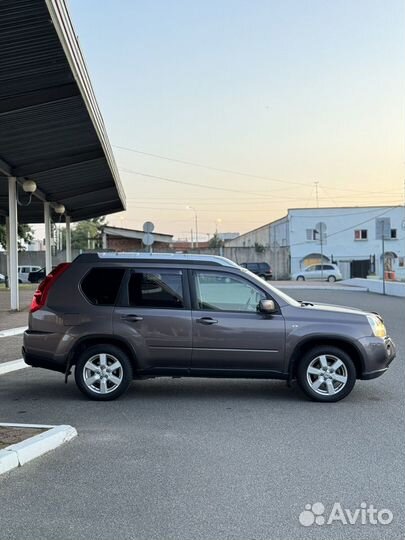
[[300, 302, 370, 317]]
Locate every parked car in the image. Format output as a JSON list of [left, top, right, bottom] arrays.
[[292, 263, 342, 282], [0, 273, 5, 284], [240, 262, 272, 280], [18, 265, 41, 284], [23, 253, 395, 402], [28, 266, 55, 284]]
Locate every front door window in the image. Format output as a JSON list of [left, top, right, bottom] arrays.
[[194, 272, 266, 312]]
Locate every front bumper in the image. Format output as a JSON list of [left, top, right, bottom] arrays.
[[359, 335, 396, 380]]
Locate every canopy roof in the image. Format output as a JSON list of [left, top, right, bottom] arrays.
[[0, 0, 125, 223]]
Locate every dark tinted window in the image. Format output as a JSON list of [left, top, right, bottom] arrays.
[[128, 270, 184, 308], [81, 268, 125, 305], [246, 263, 258, 271], [257, 263, 270, 272]]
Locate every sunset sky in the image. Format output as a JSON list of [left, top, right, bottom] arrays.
[[68, 0, 405, 240]]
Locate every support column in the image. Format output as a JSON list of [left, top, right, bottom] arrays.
[[8, 177, 19, 310], [44, 202, 52, 275], [5, 216, 10, 288], [65, 215, 72, 262]]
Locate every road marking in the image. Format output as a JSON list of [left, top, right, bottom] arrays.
[[0, 326, 27, 338], [0, 358, 27, 376]]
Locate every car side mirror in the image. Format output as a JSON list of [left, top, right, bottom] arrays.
[[259, 299, 276, 314]]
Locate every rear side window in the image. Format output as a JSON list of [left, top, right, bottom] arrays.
[[81, 268, 125, 305], [128, 270, 184, 308]]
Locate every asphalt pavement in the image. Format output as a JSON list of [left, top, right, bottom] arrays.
[[0, 290, 403, 540]]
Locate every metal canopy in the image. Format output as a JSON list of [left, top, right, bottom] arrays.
[[0, 0, 126, 223]]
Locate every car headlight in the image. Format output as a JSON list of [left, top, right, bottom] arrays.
[[367, 315, 387, 338]]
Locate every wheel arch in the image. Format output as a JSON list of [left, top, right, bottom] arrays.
[[288, 336, 365, 381], [68, 335, 138, 372]]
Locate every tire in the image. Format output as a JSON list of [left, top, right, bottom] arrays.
[[327, 275, 336, 283], [296, 276, 305, 281], [296, 346, 356, 402], [74, 344, 133, 401]]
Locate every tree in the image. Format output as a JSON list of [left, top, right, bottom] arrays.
[[0, 223, 34, 250], [208, 233, 224, 249], [71, 216, 106, 250]]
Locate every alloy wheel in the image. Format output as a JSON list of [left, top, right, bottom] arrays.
[[306, 354, 348, 396], [82, 353, 123, 394]]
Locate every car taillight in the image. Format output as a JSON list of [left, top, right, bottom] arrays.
[[30, 263, 71, 313]]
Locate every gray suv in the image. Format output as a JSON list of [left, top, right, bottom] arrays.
[[23, 253, 396, 402]]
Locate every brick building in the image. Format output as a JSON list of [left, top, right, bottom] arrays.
[[101, 226, 173, 252]]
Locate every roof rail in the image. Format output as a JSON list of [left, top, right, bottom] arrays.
[[74, 252, 239, 268]]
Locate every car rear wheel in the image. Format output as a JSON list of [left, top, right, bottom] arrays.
[[296, 346, 356, 402], [327, 275, 336, 282], [74, 344, 133, 401], [296, 276, 305, 281]]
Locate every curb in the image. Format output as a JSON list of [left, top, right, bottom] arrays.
[[0, 359, 28, 376], [0, 423, 77, 474], [277, 285, 368, 292]]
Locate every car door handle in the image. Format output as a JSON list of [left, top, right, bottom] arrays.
[[197, 317, 218, 325], [121, 314, 144, 322]]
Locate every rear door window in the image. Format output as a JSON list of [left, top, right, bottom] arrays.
[[81, 268, 125, 305], [128, 270, 184, 309]]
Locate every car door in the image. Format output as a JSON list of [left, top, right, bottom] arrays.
[[113, 267, 192, 371], [190, 270, 286, 373], [304, 265, 317, 280]]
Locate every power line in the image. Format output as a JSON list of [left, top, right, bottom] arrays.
[[120, 168, 307, 200], [120, 168, 402, 205], [114, 144, 402, 196]]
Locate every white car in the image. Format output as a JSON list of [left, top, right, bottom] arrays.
[[292, 263, 342, 282], [18, 265, 41, 284]]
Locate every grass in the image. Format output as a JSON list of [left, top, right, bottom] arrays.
[[0, 284, 36, 292]]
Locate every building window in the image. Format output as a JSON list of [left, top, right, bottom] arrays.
[[306, 229, 318, 241], [354, 229, 368, 240], [399, 257, 405, 268], [390, 229, 397, 239]]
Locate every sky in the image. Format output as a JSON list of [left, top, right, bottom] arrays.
[[67, 0, 405, 240]]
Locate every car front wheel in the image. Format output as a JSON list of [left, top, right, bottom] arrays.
[[327, 275, 336, 282], [296, 346, 356, 402], [296, 276, 305, 281], [74, 344, 133, 401]]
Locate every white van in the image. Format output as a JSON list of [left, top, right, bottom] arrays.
[[18, 265, 41, 283]]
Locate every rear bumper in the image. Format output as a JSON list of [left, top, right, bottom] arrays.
[[359, 336, 396, 380], [22, 329, 69, 373], [22, 346, 67, 373]]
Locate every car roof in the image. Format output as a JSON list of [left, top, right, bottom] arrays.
[[74, 252, 240, 268]]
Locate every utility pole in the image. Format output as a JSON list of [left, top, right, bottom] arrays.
[[382, 233, 385, 295], [187, 206, 199, 249], [315, 181, 319, 208]]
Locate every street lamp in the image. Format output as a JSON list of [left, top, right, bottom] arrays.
[[186, 206, 199, 249]]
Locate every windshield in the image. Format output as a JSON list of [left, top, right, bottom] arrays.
[[239, 267, 300, 307]]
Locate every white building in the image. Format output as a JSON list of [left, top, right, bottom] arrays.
[[225, 206, 405, 280]]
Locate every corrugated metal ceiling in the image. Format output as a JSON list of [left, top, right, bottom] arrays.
[[0, 0, 125, 223]]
